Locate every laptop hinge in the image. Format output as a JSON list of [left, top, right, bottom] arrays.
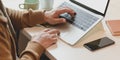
[[70, 0, 104, 16]]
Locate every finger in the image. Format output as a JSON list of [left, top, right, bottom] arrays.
[[47, 29, 60, 35], [50, 34, 57, 38], [48, 38, 57, 46], [56, 7, 75, 17], [43, 28, 51, 32], [51, 38, 57, 44], [53, 18, 66, 24]]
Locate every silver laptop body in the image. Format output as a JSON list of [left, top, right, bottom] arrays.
[[44, 0, 109, 45]]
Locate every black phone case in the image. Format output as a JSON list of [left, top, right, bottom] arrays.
[[84, 37, 115, 51]]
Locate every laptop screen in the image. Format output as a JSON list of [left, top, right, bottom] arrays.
[[71, 0, 109, 15]]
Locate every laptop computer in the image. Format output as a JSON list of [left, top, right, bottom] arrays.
[[43, 0, 110, 45]]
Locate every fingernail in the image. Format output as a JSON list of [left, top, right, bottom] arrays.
[[74, 12, 76, 15]]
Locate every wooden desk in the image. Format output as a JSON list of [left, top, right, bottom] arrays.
[[19, 0, 120, 60], [3, 0, 120, 60]]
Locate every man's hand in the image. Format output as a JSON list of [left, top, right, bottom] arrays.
[[31, 29, 60, 48], [44, 7, 75, 25]]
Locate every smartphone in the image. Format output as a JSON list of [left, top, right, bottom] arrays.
[[84, 37, 115, 51]]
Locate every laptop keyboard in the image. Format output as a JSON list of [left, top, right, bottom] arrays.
[[59, 2, 99, 31]]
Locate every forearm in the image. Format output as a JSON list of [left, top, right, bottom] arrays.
[[0, 15, 45, 60], [19, 41, 45, 60], [6, 8, 46, 31]]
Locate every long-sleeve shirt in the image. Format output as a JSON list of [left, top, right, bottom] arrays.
[[0, 0, 46, 60]]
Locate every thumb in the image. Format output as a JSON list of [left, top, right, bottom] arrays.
[[54, 18, 66, 24]]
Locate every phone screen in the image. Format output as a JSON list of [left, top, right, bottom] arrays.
[[84, 37, 115, 51]]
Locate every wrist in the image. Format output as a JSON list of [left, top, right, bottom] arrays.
[[44, 11, 49, 22]]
